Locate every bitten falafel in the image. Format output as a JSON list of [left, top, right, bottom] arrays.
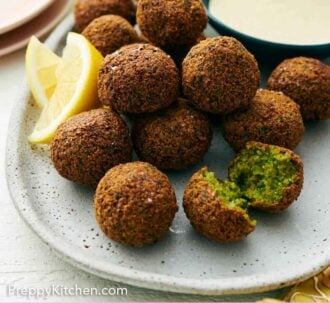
[[74, 0, 136, 32], [222, 89, 305, 151], [136, 0, 207, 49], [98, 43, 180, 113], [182, 37, 260, 114], [228, 142, 304, 213], [50, 109, 132, 187], [183, 142, 304, 242], [132, 98, 213, 170], [268, 57, 330, 120], [82, 15, 139, 57], [94, 162, 178, 246], [183, 168, 256, 243]]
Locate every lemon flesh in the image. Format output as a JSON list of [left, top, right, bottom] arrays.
[[29, 32, 104, 144], [26, 36, 61, 108]]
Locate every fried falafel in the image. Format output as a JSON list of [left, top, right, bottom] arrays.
[[94, 162, 178, 246], [167, 34, 206, 69], [50, 109, 132, 187], [182, 37, 260, 114], [183, 142, 304, 242], [228, 142, 304, 213], [132, 98, 213, 170], [183, 167, 256, 243], [222, 89, 305, 151], [98, 43, 180, 113], [136, 0, 207, 49], [74, 0, 136, 32], [268, 57, 330, 120], [82, 15, 139, 57]]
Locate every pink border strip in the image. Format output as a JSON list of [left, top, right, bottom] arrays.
[[0, 304, 327, 329]]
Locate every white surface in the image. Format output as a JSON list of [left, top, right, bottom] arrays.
[[0, 20, 274, 304]]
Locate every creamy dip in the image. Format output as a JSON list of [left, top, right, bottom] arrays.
[[209, 0, 330, 45]]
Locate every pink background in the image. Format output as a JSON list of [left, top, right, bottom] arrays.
[[0, 304, 327, 329]]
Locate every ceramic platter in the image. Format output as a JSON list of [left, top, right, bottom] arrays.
[[6, 15, 330, 295]]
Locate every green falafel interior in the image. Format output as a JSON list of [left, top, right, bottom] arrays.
[[202, 171, 256, 226], [228, 144, 298, 205]]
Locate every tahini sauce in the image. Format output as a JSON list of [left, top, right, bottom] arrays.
[[209, 0, 330, 45]]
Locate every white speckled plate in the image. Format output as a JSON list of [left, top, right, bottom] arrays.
[[6, 14, 330, 295]]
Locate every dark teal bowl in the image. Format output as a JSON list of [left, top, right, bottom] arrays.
[[203, 0, 330, 62]]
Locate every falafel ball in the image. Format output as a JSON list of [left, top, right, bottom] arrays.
[[183, 167, 256, 243], [222, 89, 305, 151], [136, 0, 207, 49], [82, 15, 139, 57], [50, 109, 132, 187], [132, 98, 213, 170], [228, 142, 304, 213], [138, 33, 152, 44], [98, 43, 180, 113], [74, 0, 136, 32], [167, 34, 206, 69], [182, 37, 260, 114], [268, 57, 330, 120], [94, 162, 178, 246]]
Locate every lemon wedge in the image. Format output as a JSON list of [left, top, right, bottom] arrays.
[[28, 32, 104, 144], [26, 36, 61, 108]]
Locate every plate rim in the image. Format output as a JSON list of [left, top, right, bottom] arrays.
[[0, 0, 55, 35], [5, 14, 330, 296], [0, 0, 72, 57]]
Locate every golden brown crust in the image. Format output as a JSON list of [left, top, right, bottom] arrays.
[[183, 168, 255, 243], [166, 34, 206, 69], [222, 89, 305, 151], [94, 162, 178, 246], [50, 109, 132, 187], [267, 57, 330, 121], [136, 0, 207, 48], [138, 33, 152, 44], [74, 0, 135, 32], [98, 43, 180, 113], [132, 98, 213, 170], [182, 37, 260, 114], [228, 142, 304, 213], [82, 15, 139, 57]]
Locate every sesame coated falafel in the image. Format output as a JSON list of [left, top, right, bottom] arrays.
[[183, 167, 256, 243], [132, 98, 213, 170], [136, 0, 207, 49], [74, 0, 136, 32], [82, 15, 139, 57], [268, 57, 330, 121], [98, 43, 180, 114], [228, 142, 304, 213], [94, 162, 178, 247], [50, 109, 132, 187], [222, 89, 305, 151], [182, 37, 260, 114]]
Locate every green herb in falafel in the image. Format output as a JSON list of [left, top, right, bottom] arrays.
[[229, 144, 298, 205], [202, 171, 249, 211]]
